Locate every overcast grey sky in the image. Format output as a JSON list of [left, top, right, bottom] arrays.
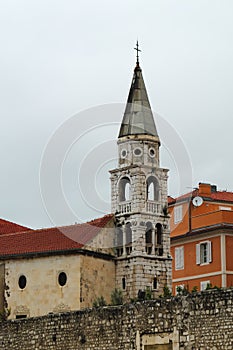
[[0, 0, 233, 229]]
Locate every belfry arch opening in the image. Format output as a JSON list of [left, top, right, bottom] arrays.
[[119, 177, 131, 202], [156, 223, 162, 245], [125, 222, 132, 255], [115, 225, 123, 257], [147, 176, 159, 201], [156, 223, 163, 256], [145, 222, 153, 255]]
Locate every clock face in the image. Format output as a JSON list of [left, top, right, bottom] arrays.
[[149, 147, 155, 158]]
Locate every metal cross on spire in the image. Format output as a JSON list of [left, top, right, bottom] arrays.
[[134, 40, 141, 66]]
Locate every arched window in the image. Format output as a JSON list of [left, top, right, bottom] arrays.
[[119, 177, 131, 202], [116, 226, 123, 247], [115, 225, 123, 257], [146, 222, 152, 244], [145, 222, 153, 254], [125, 222, 132, 255], [156, 223, 162, 245], [147, 176, 159, 201]]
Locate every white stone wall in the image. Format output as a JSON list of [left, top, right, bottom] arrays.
[[111, 134, 172, 299]]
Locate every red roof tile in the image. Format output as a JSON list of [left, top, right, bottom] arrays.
[[168, 189, 233, 205], [0, 218, 32, 235], [0, 214, 114, 257]]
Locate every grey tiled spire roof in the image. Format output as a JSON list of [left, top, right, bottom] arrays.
[[118, 64, 159, 138]]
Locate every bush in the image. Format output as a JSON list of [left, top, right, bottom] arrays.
[[92, 296, 107, 308], [111, 288, 123, 305], [176, 285, 189, 296], [160, 285, 172, 298], [145, 286, 152, 300]]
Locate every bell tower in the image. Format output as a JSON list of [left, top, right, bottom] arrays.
[[110, 43, 172, 299]]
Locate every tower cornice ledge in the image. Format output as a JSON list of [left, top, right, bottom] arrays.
[[115, 254, 172, 261], [109, 164, 169, 174], [118, 134, 160, 144]]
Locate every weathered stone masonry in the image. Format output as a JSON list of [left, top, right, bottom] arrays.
[[0, 289, 232, 349]]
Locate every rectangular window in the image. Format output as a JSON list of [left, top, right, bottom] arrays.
[[174, 205, 182, 224], [16, 315, 27, 319], [196, 241, 212, 265], [200, 280, 210, 291], [175, 246, 184, 270], [153, 277, 158, 290]]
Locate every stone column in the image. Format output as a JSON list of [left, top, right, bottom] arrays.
[[152, 227, 155, 255], [122, 225, 126, 256]]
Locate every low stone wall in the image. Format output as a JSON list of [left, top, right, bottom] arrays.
[[0, 289, 232, 349]]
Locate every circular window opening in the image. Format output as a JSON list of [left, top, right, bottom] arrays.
[[149, 148, 155, 158], [121, 149, 127, 158], [58, 272, 67, 286], [134, 148, 142, 156], [18, 275, 27, 289]]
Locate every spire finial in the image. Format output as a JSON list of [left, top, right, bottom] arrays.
[[134, 40, 141, 67]]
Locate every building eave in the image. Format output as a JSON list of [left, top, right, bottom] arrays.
[[171, 223, 233, 242], [0, 248, 115, 261]]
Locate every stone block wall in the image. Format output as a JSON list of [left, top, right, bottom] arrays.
[[116, 255, 172, 299], [0, 289, 232, 349]]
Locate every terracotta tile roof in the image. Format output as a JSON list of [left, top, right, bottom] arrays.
[[0, 218, 32, 236], [211, 191, 233, 202], [0, 214, 114, 257], [168, 189, 233, 205]]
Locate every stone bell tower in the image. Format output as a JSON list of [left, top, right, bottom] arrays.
[[110, 43, 172, 299]]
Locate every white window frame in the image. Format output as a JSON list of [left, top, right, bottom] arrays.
[[219, 206, 231, 211], [196, 241, 212, 265], [200, 280, 210, 291], [174, 205, 182, 224], [175, 246, 184, 270]]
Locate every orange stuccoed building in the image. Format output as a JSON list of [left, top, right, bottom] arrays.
[[168, 182, 233, 294]]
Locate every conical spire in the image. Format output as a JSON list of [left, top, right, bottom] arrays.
[[119, 44, 159, 138]]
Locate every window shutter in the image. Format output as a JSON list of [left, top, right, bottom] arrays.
[[175, 248, 179, 269], [208, 241, 212, 263], [196, 244, 200, 265], [174, 205, 182, 224], [180, 247, 184, 269], [175, 246, 184, 270], [175, 248, 181, 270]]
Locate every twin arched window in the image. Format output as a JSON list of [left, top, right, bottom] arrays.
[[145, 222, 163, 255], [119, 175, 159, 202]]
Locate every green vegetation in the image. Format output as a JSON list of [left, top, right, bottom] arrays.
[[110, 288, 123, 305], [92, 296, 107, 308], [160, 285, 172, 298]]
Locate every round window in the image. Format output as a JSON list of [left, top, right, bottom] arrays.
[[134, 148, 142, 156], [58, 272, 67, 286], [149, 148, 155, 158], [121, 149, 127, 158], [18, 275, 27, 289]]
